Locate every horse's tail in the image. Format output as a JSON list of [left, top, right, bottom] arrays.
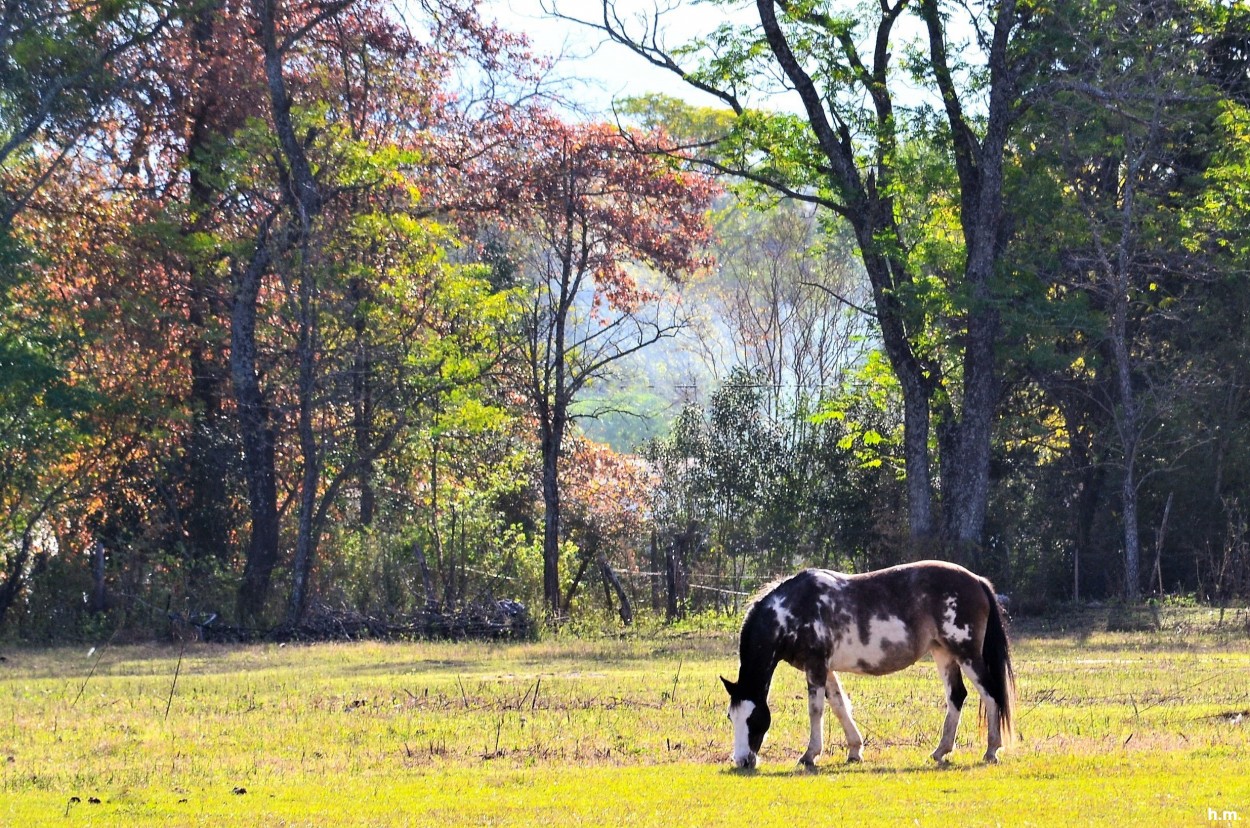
[[979, 579, 1016, 746]]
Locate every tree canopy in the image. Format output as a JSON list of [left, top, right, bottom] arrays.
[[1, 0, 1248, 641]]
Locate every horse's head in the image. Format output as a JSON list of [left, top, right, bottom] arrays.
[[721, 676, 770, 769]]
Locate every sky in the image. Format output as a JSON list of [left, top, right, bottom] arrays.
[[480, 0, 754, 113], [477, 1, 943, 117]]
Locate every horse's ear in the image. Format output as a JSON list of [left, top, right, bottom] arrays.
[[720, 675, 738, 698]]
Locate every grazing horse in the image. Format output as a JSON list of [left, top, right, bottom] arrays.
[[721, 560, 1015, 769]]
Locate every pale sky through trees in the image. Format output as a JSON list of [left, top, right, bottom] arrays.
[[479, 1, 949, 116], [481, 0, 749, 112]]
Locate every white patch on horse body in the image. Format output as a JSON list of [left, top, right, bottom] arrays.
[[729, 700, 756, 766], [830, 614, 909, 672], [812, 570, 848, 592], [812, 571, 846, 617], [942, 595, 972, 644], [769, 596, 795, 631]]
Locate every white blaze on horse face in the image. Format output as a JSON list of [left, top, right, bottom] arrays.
[[729, 700, 757, 767], [942, 595, 973, 644]]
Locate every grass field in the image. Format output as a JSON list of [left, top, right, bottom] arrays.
[[2, 607, 1248, 827]]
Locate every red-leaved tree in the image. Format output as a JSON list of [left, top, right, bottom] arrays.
[[484, 117, 716, 619]]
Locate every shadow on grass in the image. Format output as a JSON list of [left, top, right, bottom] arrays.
[[1012, 603, 1250, 650], [718, 759, 977, 779]]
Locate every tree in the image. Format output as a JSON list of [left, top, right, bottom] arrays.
[[212, 0, 539, 624], [0, 0, 558, 634], [497, 118, 714, 618], [559, 438, 655, 623], [688, 200, 871, 419], [643, 362, 898, 614], [0, 0, 177, 222], [1014, 0, 1233, 599], [238, 0, 539, 625], [0, 235, 97, 626], [560, 0, 1047, 555], [0, 0, 185, 624]]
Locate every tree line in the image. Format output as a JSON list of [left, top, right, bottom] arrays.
[[2, 0, 1248, 641]]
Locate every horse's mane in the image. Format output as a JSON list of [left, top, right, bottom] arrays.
[[740, 574, 792, 628]]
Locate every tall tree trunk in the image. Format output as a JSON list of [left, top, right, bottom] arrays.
[[937, 314, 1000, 560], [753, 0, 1025, 554], [232, 227, 281, 625], [927, 0, 1013, 556], [1113, 320, 1142, 601], [898, 369, 937, 544], [351, 277, 375, 527], [1121, 455, 1141, 600], [182, 0, 234, 578], [286, 261, 320, 627], [539, 219, 572, 620], [1105, 110, 1155, 602], [540, 415, 564, 619], [243, 0, 331, 625]]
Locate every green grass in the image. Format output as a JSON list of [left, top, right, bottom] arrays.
[[2, 607, 1248, 826]]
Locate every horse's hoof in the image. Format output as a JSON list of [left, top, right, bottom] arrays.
[[797, 757, 817, 772], [931, 749, 951, 764], [846, 755, 862, 764], [982, 752, 1000, 765]]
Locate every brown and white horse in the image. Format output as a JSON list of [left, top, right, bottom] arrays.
[[721, 561, 1015, 769]]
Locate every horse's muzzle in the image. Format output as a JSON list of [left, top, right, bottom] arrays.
[[734, 752, 758, 770]]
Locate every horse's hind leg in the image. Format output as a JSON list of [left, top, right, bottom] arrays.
[[931, 647, 968, 763], [961, 655, 1003, 763], [798, 667, 826, 768], [826, 672, 864, 763]]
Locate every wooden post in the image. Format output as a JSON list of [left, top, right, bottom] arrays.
[[90, 540, 107, 614], [1152, 493, 1173, 596], [665, 540, 680, 621], [599, 556, 633, 626]]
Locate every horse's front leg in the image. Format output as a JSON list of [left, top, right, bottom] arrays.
[[827, 672, 864, 763], [798, 670, 826, 768]]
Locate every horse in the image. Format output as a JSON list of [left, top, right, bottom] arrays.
[[720, 560, 1015, 769]]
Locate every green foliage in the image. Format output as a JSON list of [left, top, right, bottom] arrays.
[[1189, 101, 1250, 261], [616, 93, 736, 144], [814, 350, 904, 476], [985, 0, 1250, 600], [0, 0, 172, 170], [645, 365, 898, 601], [0, 231, 96, 620]]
